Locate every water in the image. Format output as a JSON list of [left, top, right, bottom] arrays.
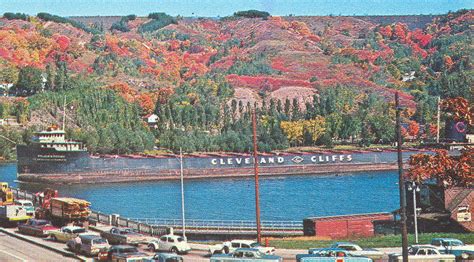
[[0, 163, 400, 221]]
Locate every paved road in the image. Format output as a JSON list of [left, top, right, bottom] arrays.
[[0, 231, 78, 262]]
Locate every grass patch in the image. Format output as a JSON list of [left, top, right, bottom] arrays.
[[269, 233, 474, 249]]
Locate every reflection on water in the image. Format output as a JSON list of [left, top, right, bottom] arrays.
[[0, 163, 399, 220]]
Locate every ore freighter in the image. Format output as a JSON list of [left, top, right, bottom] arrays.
[[16, 126, 430, 184]]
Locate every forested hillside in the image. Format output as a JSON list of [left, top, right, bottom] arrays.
[[0, 10, 472, 158]]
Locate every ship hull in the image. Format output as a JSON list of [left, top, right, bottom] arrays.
[[16, 146, 430, 184]]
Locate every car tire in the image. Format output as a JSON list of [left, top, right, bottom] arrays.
[[148, 244, 156, 252], [171, 247, 178, 254], [224, 246, 229, 254]]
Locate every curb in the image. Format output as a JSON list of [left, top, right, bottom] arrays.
[[0, 228, 86, 262]]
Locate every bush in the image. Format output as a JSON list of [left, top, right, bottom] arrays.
[[233, 10, 270, 19], [110, 14, 137, 32], [3, 12, 29, 21], [138, 13, 177, 33]]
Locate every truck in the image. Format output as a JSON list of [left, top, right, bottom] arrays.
[[101, 227, 153, 245], [0, 205, 31, 226], [0, 182, 14, 205]]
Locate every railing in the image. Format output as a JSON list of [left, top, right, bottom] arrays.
[[11, 187, 302, 234], [129, 218, 303, 232]]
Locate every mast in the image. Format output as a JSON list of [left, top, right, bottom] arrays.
[[252, 109, 262, 243]]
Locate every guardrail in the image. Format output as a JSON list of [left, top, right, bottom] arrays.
[[11, 187, 302, 235], [130, 218, 303, 232]]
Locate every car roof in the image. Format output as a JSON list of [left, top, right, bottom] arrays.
[[162, 234, 182, 238], [63, 225, 83, 229], [411, 245, 437, 249], [111, 245, 137, 249], [235, 248, 260, 252], [335, 242, 357, 246], [15, 199, 32, 203], [310, 248, 348, 252], [156, 253, 182, 258], [80, 234, 104, 240], [433, 238, 461, 241], [232, 239, 256, 244]]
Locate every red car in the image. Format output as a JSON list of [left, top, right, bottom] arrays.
[[18, 219, 58, 237]]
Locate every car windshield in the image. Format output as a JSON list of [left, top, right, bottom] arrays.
[[92, 238, 108, 244], [165, 258, 183, 262], [21, 202, 33, 206], [177, 237, 184, 242], [408, 247, 418, 255], [250, 242, 261, 247], [72, 228, 86, 234], [447, 240, 464, 246], [35, 221, 49, 226]]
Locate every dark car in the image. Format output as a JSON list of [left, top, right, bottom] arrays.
[[18, 219, 58, 237], [107, 245, 149, 262]]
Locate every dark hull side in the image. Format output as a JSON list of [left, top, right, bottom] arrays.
[[16, 145, 433, 184]]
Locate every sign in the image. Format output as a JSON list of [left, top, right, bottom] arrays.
[[210, 154, 352, 166], [457, 205, 471, 222]]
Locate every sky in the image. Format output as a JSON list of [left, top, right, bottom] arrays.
[[0, 0, 472, 17]]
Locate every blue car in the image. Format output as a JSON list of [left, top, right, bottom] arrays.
[[297, 248, 373, 262], [431, 238, 474, 259]]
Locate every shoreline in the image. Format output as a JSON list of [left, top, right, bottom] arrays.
[[17, 162, 403, 185]]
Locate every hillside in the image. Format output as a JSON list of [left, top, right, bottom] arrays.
[[0, 10, 472, 156]]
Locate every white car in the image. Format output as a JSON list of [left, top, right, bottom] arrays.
[[148, 234, 191, 254], [389, 245, 456, 262], [209, 240, 275, 255], [329, 242, 383, 259]]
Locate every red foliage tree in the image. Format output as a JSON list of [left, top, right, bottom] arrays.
[[406, 148, 473, 187], [407, 121, 420, 138]]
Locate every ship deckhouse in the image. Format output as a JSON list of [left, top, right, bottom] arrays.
[[33, 127, 86, 152]]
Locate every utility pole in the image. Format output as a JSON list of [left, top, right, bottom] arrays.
[[179, 147, 186, 240], [436, 96, 441, 144], [62, 96, 66, 131], [395, 92, 409, 262], [252, 109, 262, 243]]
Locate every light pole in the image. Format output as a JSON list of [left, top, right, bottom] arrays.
[[407, 181, 420, 243], [179, 147, 186, 240]]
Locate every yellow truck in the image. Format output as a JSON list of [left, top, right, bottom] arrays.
[[0, 182, 14, 205]]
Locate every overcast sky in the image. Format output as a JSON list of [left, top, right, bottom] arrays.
[[1, 0, 472, 17]]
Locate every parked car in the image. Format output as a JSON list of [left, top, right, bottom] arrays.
[[14, 200, 35, 216], [49, 226, 87, 242], [211, 248, 282, 262], [66, 234, 110, 256], [18, 219, 58, 237], [101, 227, 153, 245], [388, 245, 456, 262], [324, 242, 383, 259], [105, 245, 150, 262], [147, 234, 191, 254], [300, 248, 372, 262], [209, 239, 275, 255], [144, 253, 183, 262], [431, 238, 474, 259]]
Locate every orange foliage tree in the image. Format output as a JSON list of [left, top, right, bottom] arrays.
[[442, 97, 473, 125], [406, 148, 473, 187]]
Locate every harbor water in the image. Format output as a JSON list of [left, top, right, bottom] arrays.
[[0, 163, 400, 221]]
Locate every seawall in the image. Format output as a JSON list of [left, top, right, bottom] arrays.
[[18, 162, 402, 184]]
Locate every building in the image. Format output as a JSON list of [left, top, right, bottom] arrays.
[[143, 113, 158, 128], [303, 213, 394, 238], [0, 83, 13, 96]]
